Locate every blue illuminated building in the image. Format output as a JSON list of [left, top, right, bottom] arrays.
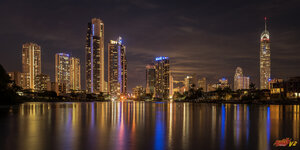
[[108, 36, 127, 97]]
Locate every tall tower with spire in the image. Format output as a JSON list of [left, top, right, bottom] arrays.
[[260, 17, 271, 89]]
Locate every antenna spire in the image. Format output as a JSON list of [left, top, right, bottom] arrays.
[[264, 17, 267, 31]]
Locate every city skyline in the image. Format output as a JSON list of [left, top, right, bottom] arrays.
[[1, 0, 300, 92]]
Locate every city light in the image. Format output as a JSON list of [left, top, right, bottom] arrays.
[[155, 56, 169, 61]]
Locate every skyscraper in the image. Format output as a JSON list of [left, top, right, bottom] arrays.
[[155, 56, 170, 99], [22, 43, 41, 90], [70, 57, 81, 91], [86, 18, 105, 94], [146, 64, 156, 95], [260, 17, 271, 89], [55, 53, 70, 94], [234, 67, 250, 91], [108, 37, 127, 98]]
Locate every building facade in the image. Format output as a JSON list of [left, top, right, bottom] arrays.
[[35, 74, 51, 91], [132, 86, 145, 99], [234, 67, 250, 91], [8, 72, 25, 88], [218, 78, 230, 89], [86, 18, 105, 94], [184, 75, 195, 90], [55, 53, 70, 94], [198, 77, 207, 92], [169, 73, 174, 98], [155, 56, 170, 99], [260, 17, 271, 89], [146, 64, 156, 95], [70, 57, 81, 91], [108, 37, 127, 98], [22, 43, 41, 90]]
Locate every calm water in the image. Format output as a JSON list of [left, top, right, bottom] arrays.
[[0, 101, 299, 150]]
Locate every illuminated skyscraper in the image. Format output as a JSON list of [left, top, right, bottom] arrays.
[[108, 37, 127, 98], [70, 57, 81, 91], [155, 56, 170, 99], [22, 43, 41, 90], [234, 67, 250, 91], [146, 64, 155, 95], [55, 53, 70, 94], [260, 17, 271, 89], [86, 18, 105, 94]]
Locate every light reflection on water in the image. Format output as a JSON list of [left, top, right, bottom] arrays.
[[0, 102, 299, 150]]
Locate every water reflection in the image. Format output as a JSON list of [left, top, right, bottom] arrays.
[[0, 102, 299, 150]]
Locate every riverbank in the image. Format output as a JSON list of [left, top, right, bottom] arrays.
[[2, 98, 300, 107], [174, 99, 300, 105]]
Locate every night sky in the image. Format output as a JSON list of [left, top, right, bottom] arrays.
[[1, 0, 300, 91]]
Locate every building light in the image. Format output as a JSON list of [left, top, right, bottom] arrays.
[[155, 56, 169, 61]]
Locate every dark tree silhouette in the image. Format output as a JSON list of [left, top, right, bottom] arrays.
[[0, 64, 17, 105]]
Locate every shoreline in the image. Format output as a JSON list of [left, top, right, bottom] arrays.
[[1, 99, 300, 107], [173, 99, 300, 105]]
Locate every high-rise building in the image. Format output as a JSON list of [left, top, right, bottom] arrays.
[[198, 77, 207, 92], [260, 17, 271, 89], [146, 64, 156, 95], [169, 73, 174, 98], [70, 57, 81, 91], [86, 18, 105, 94], [55, 53, 70, 94], [108, 37, 127, 98], [155, 56, 170, 99], [8, 72, 25, 88], [35, 74, 51, 91], [22, 43, 41, 90], [234, 67, 250, 91]]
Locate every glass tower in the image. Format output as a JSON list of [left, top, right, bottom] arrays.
[[86, 18, 105, 94]]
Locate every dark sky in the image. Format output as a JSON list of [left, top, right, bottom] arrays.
[[1, 0, 300, 92]]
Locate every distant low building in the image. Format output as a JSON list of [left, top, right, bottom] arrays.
[[234, 67, 250, 91], [198, 77, 207, 92], [218, 78, 230, 89], [285, 77, 300, 99], [268, 78, 284, 94], [207, 84, 218, 92], [51, 82, 59, 95], [8, 72, 25, 88], [133, 86, 145, 99]]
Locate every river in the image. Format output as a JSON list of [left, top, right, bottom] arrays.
[[0, 101, 299, 150]]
